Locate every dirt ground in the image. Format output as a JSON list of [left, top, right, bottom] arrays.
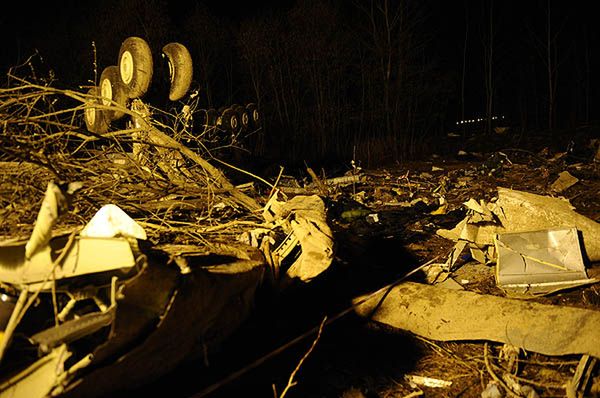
[[1, 113, 598, 398], [112, 128, 600, 398]]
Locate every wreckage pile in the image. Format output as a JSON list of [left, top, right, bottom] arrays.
[[0, 47, 336, 398], [1, 41, 600, 397], [0, 76, 260, 245], [326, 144, 600, 397]]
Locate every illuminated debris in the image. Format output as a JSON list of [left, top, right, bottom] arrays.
[[0, 197, 268, 398], [259, 193, 334, 282], [437, 187, 600, 263], [550, 170, 579, 192], [435, 188, 600, 295], [353, 281, 600, 358], [404, 374, 452, 389], [80, 204, 147, 240], [495, 227, 595, 296]]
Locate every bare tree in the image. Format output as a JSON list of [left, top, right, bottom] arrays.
[[460, 0, 469, 134], [525, 0, 568, 130], [480, 0, 495, 135]]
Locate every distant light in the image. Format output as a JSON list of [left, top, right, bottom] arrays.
[[1, 293, 8, 302]]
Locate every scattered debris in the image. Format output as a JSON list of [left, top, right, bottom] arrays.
[[2, 44, 600, 398], [481, 381, 502, 398], [353, 281, 600, 358], [259, 193, 334, 282], [495, 227, 596, 296], [550, 170, 579, 192], [366, 213, 379, 224], [437, 187, 600, 263], [0, 191, 272, 398], [566, 355, 597, 398], [404, 374, 452, 388], [80, 204, 147, 240]]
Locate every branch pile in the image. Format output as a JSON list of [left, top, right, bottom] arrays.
[[0, 70, 264, 244]]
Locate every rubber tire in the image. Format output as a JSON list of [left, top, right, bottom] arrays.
[[118, 37, 153, 99], [84, 87, 110, 134], [162, 42, 193, 101], [218, 108, 239, 131], [205, 108, 218, 127], [233, 104, 250, 131], [245, 103, 260, 127], [99, 65, 128, 120]]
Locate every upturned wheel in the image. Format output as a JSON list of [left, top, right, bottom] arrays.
[[118, 37, 153, 99], [233, 104, 250, 131], [84, 87, 110, 134], [218, 107, 239, 131], [162, 42, 193, 101], [245, 103, 260, 127], [205, 108, 218, 127], [99, 65, 128, 120]]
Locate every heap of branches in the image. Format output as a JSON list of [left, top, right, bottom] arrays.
[[0, 61, 264, 244]]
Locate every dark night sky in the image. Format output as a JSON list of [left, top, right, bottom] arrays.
[[1, 0, 598, 135], [0, 1, 588, 75], [0, 0, 293, 72]]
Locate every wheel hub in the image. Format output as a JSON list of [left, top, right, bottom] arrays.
[[120, 51, 134, 85], [167, 59, 175, 83], [85, 105, 96, 126], [100, 79, 113, 106]]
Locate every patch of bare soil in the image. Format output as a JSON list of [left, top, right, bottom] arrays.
[[121, 130, 600, 398]]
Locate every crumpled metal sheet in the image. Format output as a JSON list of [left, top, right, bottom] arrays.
[[437, 187, 600, 262], [80, 204, 147, 240], [353, 281, 600, 358], [24, 182, 69, 260], [495, 227, 595, 295], [264, 194, 334, 282], [0, 344, 71, 398]]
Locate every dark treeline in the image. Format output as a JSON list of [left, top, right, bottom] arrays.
[[1, 0, 598, 167]]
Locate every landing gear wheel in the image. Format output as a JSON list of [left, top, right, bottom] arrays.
[[245, 103, 260, 127], [218, 108, 239, 131], [118, 37, 153, 99], [84, 87, 110, 134], [205, 108, 218, 128], [233, 104, 250, 131], [99, 65, 128, 120], [162, 42, 193, 101]]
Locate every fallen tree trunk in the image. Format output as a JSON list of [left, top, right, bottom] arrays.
[[353, 282, 600, 358]]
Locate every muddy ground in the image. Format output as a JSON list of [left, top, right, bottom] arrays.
[[112, 128, 600, 398]]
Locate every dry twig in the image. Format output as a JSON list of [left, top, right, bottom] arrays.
[[275, 316, 328, 398]]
